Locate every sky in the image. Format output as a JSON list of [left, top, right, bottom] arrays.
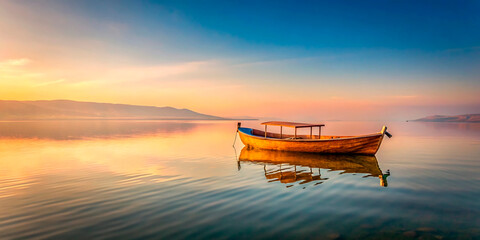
[[1, 0, 479, 121]]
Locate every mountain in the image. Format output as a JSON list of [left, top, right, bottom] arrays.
[[411, 114, 480, 123], [0, 100, 225, 120]]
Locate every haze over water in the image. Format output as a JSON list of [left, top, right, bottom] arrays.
[[0, 120, 479, 239]]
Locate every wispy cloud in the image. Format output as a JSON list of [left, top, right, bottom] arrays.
[[34, 79, 65, 87], [443, 46, 480, 54], [230, 52, 358, 68], [1, 58, 32, 66], [111, 61, 211, 80], [0, 57, 45, 81]]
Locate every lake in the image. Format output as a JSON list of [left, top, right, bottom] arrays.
[[0, 120, 479, 239]]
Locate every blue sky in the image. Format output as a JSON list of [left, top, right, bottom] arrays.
[[55, 0, 480, 58], [61, 0, 480, 81]]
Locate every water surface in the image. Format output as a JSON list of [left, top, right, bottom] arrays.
[[0, 120, 479, 239]]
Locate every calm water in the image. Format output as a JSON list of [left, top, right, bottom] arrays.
[[0, 120, 479, 239]]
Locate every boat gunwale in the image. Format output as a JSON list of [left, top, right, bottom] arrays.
[[238, 127, 383, 142]]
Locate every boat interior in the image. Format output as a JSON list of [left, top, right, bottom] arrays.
[[250, 129, 353, 140]]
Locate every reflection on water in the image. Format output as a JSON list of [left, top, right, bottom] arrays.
[[238, 148, 390, 187], [0, 120, 200, 139], [416, 121, 480, 134], [0, 121, 479, 239]]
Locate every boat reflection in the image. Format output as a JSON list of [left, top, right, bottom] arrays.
[[238, 148, 390, 187]]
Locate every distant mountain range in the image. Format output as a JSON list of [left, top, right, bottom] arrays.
[[411, 114, 480, 123], [0, 100, 225, 120]]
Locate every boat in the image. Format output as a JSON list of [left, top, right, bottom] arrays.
[[238, 148, 390, 187], [236, 121, 391, 155]]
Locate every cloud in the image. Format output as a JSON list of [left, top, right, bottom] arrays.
[[1, 58, 32, 66], [34, 79, 65, 87], [443, 46, 480, 54], [105, 61, 213, 83], [0, 58, 34, 77]]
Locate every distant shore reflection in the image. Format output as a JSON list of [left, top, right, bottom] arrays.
[[238, 148, 390, 187], [0, 120, 200, 140]]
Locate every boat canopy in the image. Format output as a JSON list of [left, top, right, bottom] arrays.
[[261, 121, 324, 128], [261, 121, 325, 139]]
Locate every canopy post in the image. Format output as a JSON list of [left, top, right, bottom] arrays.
[[318, 126, 322, 139], [280, 126, 283, 139], [265, 125, 267, 138], [310, 127, 312, 139], [294, 127, 297, 138]]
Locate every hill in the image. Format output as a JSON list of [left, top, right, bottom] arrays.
[[411, 114, 480, 123], [0, 100, 225, 120]]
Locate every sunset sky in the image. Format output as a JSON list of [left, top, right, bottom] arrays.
[[1, 0, 479, 120]]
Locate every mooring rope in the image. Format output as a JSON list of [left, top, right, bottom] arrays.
[[232, 129, 238, 147]]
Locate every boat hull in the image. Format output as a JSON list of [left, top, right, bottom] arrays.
[[238, 127, 385, 155]]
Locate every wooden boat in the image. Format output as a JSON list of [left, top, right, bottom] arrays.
[[238, 148, 389, 186], [237, 121, 391, 155]]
